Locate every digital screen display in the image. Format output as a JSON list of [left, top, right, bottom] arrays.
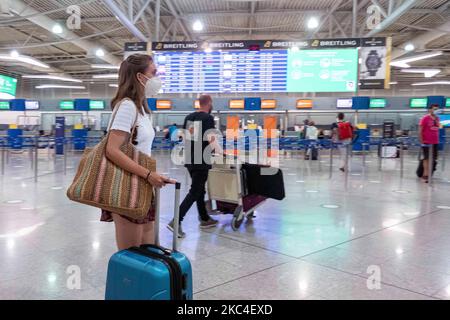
[[337, 98, 353, 109], [439, 114, 450, 127], [89, 100, 105, 109], [229, 100, 244, 109], [25, 100, 39, 110], [370, 98, 387, 108], [296, 99, 313, 109], [0, 101, 10, 110], [155, 48, 358, 93], [60, 100, 74, 110], [446, 98, 450, 108], [0, 75, 17, 99], [194, 100, 200, 109], [261, 99, 276, 109], [410, 98, 427, 108], [156, 100, 171, 109]]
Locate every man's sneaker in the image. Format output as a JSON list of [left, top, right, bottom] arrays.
[[339, 167, 345, 172], [167, 220, 186, 238], [200, 217, 218, 229]]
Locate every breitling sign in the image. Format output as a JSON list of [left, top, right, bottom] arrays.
[[150, 37, 388, 51]]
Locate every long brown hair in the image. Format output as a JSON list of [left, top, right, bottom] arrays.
[[110, 54, 153, 114]]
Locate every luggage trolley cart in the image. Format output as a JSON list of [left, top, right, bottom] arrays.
[[206, 156, 268, 231]]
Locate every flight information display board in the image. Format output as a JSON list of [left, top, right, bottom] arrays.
[[154, 48, 358, 93], [155, 50, 288, 93]]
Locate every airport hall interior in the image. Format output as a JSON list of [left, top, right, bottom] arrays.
[[0, 0, 450, 301]]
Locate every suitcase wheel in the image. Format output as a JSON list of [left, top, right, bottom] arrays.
[[231, 206, 244, 231]]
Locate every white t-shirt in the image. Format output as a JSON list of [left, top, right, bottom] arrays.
[[108, 99, 155, 156]]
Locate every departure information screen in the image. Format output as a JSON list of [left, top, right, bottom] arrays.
[[154, 48, 358, 93]]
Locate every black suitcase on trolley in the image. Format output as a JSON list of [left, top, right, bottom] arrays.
[[242, 164, 285, 200]]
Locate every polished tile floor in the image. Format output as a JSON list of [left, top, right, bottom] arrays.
[[1, 148, 450, 300]]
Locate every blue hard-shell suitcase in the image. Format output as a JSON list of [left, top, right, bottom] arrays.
[[105, 182, 193, 300]]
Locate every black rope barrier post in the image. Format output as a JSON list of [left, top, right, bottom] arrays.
[[34, 136, 38, 183], [329, 141, 333, 179], [428, 144, 433, 187], [1, 139, 5, 176], [63, 137, 67, 175], [399, 140, 404, 179]]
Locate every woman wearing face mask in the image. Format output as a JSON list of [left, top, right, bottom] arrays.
[[101, 54, 175, 250]]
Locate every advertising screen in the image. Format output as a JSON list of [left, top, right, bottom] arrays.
[[369, 98, 387, 108], [446, 98, 450, 108], [337, 98, 353, 109], [89, 100, 105, 110], [410, 98, 427, 108], [59, 100, 74, 110], [0, 75, 18, 99], [0, 101, 10, 110], [287, 48, 358, 93], [25, 100, 39, 110], [194, 100, 200, 109]]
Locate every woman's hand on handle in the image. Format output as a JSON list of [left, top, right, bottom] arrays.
[[147, 172, 166, 188], [147, 172, 177, 187]]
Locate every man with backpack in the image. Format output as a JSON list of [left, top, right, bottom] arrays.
[[332, 113, 353, 172]]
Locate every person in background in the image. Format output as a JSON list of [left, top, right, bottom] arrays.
[[331, 113, 353, 172], [102, 53, 175, 250], [419, 104, 441, 183], [305, 120, 319, 160], [167, 94, 221, 238], [299, 119, 309, 139], [163, 123, 179, 147]]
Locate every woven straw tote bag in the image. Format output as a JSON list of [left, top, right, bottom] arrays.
[[67, 98, 156, 219]]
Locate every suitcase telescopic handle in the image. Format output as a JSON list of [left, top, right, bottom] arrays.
[[173, 182, 181, 252], [153, 182, 181, 249]]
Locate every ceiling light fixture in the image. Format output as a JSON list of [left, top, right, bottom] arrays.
[[192, 20, 203, 31], [95, 49, 105, 57], [390, 51, 443, 68], [52, 24, 63, 34], [91, 64, 119, 69], [92, 73, 119, 79], [22, 75, 82, 82], [401, 68, 441, 78], [0, 53, 49, 69], [404, 43, 414, 52], [389, 81, 398, 85], [35, 84, 86, 89], [411, 81, 450, 86], [307, 17, 319, 29], [108, 84, 118, 88]]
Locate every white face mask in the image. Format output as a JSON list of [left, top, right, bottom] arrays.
[[140, 74, 162, 97]]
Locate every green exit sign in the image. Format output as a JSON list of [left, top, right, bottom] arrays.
[[89, 100, 105, 109], [0, 101, 10, 110], [410, 98, 427, 108], [370, 98, 386, 108], [59, 100, 74, 110]]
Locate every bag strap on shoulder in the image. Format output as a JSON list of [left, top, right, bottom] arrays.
[[108, 98, 139, 143]]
